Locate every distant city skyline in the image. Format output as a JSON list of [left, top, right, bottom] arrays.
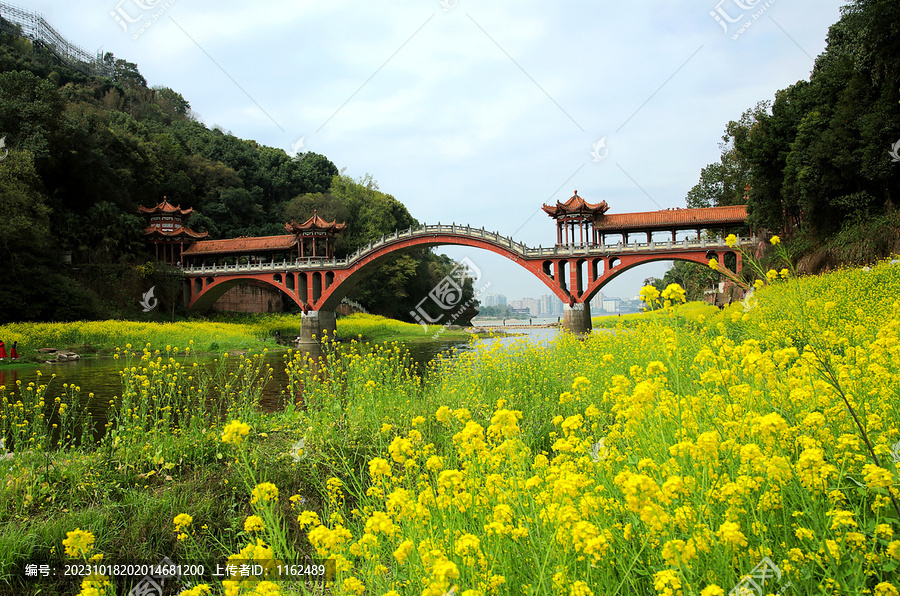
[[479, 291, 640, 316]]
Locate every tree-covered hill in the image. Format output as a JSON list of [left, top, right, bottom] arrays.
[[0, 20, 474, 323], [663, 0, 900, 298], [689, 0, 899, 237]]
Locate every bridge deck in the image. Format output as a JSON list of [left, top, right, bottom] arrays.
[[182, 224, 755, 275]]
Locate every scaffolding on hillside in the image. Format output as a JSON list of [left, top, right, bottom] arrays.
[[0, 1, 108, 76]]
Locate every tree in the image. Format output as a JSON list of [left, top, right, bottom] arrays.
[[688, 0, 900, 238], [0, 149, 51, 264], [101, 52, 147, 88], [294, 152, 339, 195], [0, 70, 64, 164], [0, 150, 103, 322], [686, 128, 753, 210]]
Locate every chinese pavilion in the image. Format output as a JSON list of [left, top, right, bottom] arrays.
[[542, 191, 610, 246], [284, 211, 347, 259], [138, 197, 208, 265]]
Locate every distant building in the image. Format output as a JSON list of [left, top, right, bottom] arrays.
[[496, 294, 508, 306], [552, 298, 564, 315], [619, 299, 642, 313], [540, 294, 552, 315], [519, 297, 538, 316], [602, 298, 621, 313]]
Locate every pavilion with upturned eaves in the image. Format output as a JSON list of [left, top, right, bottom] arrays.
[[542, 191, 610, 246], [138, 197, 208, 265], [285, 211, 347, 260], [544, 191, 750, 246]]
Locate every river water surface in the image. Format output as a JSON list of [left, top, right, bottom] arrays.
[[0, 328, 560, 410]]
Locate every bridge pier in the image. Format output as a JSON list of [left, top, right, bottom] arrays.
[[563, 303, 592, 336], [297, 310, 337, 344]]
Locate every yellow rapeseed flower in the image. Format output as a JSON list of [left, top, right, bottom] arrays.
[[250, 482, 279, 505], [244, 515, 265, 533], [638, 285, 660, 304], [874, 583, 899, 596], [173, 514, 193, 532], [863, 464, 894, 489], [221, 420, 250, 444], [716, 521, 747, 548], [368, 458, 392, 478], [661, 283, 687, 304], [63, 528, 95, 558], [393, 539, 414, 564], [570, 581, 594, 596], [297, 511, 321, 528], [343, 577, 365, 595]]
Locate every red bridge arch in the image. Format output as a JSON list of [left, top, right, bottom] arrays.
[[182, 224, 748, 314]]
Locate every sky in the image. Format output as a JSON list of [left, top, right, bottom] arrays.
[[15, 0, 847, 302]]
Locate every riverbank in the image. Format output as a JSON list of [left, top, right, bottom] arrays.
[[591, 300, 719, 327], [2, 259, 900, 594], [0, 313, 474, 364]]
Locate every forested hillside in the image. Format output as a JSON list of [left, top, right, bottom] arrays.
[[660, 0, 900, 298], [0, 21, 473, 323]]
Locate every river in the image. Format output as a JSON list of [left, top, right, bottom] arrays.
[[0, 328, 560, 411]]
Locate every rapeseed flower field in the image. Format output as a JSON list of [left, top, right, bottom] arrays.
[[2, 258, 900, 595], [0, 313, 467, 359]]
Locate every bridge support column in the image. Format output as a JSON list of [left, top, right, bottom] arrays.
[[298, 310, 337, 344], [563, 302, 592, 336]]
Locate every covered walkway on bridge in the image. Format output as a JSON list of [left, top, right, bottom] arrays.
[[180, 210, 347, 268], [590, 204, 749, 246]]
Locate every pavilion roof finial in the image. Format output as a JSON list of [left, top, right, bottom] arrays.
[[285, 210, 347, 234], [541, 191, 609, 218], [138, 197, 196, 218]]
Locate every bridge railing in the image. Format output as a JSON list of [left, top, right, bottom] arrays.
[[523, 236, 758, 257], [339, 224, 528, 264], [181, 231, 757, 276]]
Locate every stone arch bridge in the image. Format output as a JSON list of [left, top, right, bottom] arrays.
[[181, 212, 755, 336]]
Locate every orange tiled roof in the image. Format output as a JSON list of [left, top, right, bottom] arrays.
[[286, 210, 347, 233], [543, 191, 609, 217], [593, 205, 748, 231], [138, 197, 194, 217], [143, 224, 208, 240], [182, 235, 298, 256]]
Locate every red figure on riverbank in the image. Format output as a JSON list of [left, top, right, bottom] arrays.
[[0, 341, 6, 360], [10, 342, 17, 360]]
